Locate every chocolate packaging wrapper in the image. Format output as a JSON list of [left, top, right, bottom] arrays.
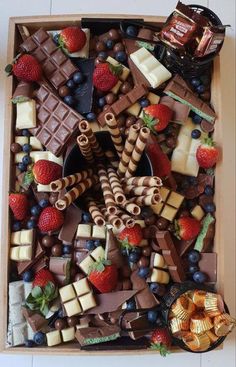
[[194, 26, 225, 57]]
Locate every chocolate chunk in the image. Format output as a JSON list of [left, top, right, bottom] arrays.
[[126, 314, 151, 340], [17, 241, 45, 275], [12, 81, 34, 103], [198, 252, 217, 283], [130, 269, 147, 291], [75, 325, 120, 346], [135, 287, 159, 308], [105, 229, 125, 268], [175, 238, 195, 257], [22, 307, 48, 332], [59, 205, 82, 245]]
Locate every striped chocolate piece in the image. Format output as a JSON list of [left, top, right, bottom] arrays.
[[116, 209, 135, 228], [98, 166, 117, 215], [129, 194, 162, 206], [104, 113, 124, 158], [77, 134, 94, 164], [107, 167, 126, 205], [120, 201, 141, 216], [50, 169, 93, 191], [79, 120, 104, 158], [101, 208, 123, 229], [87, 199, 106, 227], [123, 176, 162, 187], [123, 185, 160, 196]]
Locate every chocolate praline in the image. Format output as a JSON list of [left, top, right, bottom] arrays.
[[126, 116, 136, 128], [67, 316, 80, 327], [113, 42, 124, 52], [142, 246, 152, 257], [120, 82, 132, 94], [95, 41, 106, 52], [51, 244, 62, 257], [55, 318, 68, 330], [144, 215, 156, 226], [105, 92, 116, 105], [108, 29, 120, 41], [41, 235, 55, 248], [156, 218, 169, 230], [58, 86, 70, 98], [10, 142, 22, 153], [138, 256, 149, 268]]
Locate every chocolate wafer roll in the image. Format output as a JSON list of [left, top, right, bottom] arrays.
[[107, 167, 126, 205], [123, 185, 160, 196], [50, 169, 93, 191], [123, 176, 163, 187], [117, 124, 140, 178], [101, 208, 123, 229], [87, 199, 105, 226], [77, 134, 94, 163], [104, 112, 124, 158], [125, 127, 150, 178], [55, 176, 98, 211], [98, 166, 117, 215], [116, 209, 135, 228], [104, 150, 119, 168], [129, 194, 162, 206], [79, 120, 104, 158], [120, 201, 141, 215]]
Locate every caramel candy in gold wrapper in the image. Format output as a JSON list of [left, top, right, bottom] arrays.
[[172, 296, 196, 321], [183, 332, 211, 352], [204, 292, 223, 317], [206, 330, 219, 343], [192, 290, 207, 308], [170, 317, 190, 335], [214, 313, 236, 337], [190, 312, 213, 334]]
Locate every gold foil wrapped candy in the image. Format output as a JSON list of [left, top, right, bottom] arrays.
[[214, 313, 236, 337], [190, 312, 213, 334], [172, 296, 195, 321], [170, 317, 190, 336], [204, 292, 222, 317], [182, 332, 211, 352], [192, 290, 207, 308]]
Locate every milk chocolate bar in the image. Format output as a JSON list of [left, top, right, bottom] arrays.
[[198, 252, 217, 283], [20, 28, 78, 89], [49, 257, 71, 286], [194, 214, 215, 252], [76, 325, 120, 346], [12, 81, 34, 103], [22, 307, 48, 332], [126, 314, 151, 340], [31, 84, 83, 156], [105, 229, 125, 268], [58, 205, 82, 244], [160, 95, 190, 124]]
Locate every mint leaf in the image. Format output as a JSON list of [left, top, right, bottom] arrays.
[[31, 286, 43, 298]]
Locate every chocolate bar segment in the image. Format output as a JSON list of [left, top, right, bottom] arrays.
[[17, 240, 45, 275], [75, 325, 120, 346], [20, 28, 78, 89], [58, 205, 82, 244], [12, 81, 34, 103]]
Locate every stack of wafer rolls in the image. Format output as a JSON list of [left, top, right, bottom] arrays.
[[50, 169, 93, 191], [123, 176, 163, 187], [104, 113, 124, 158], [107, 167, 126, 205], [79, 120, 104, 158], [86, 199, 106, 227], [100, 207, 123, 229], [129, 194, 162, 206], [77, 134, 94, 164], [97, 165, 117, 215], [116, 209, 135, 228], [120, 200, 141, 216]]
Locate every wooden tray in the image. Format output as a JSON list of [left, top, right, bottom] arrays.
[[0, 14, 224, 354]]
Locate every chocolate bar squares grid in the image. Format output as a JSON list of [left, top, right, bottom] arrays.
[[151, 186, 184, 222], [32, 85, 83, 156], [20, 28, 78, 89]]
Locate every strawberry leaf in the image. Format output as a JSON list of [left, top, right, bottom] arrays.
[[22, 170, 34, 188], [143, 112, 158, 134], [5, 64, 12, 75], [150, 342, 170, 357], [31, 286, 43, 298], [88, 257, 111, 274], [43, 282, 55, 298], [108, 62, 123, 76]]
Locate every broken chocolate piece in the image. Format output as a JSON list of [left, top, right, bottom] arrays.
[[59, 205, 82, 245], [105, 229, 125, 268], [75, 325, 120, 346], [17, 241, 45, 275], [198, 252, 217, 283]]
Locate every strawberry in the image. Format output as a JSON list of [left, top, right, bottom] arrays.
[[38, 207, 64, 233], [175, 217, 201, 241], [143, 104, 173, 132], [93, 62, 122, 92], [26, 269, 58, 316], [118, 224, 143, 249], [9, 193, 29, 221], [59, 27, 86, 53], [88, 258, 118, 293], [5, 54, 42, 82], [32, 160, 62, 185], [146, 134, 171, 178], [150, 328, 172, 357], [196, 137, 219, 169]]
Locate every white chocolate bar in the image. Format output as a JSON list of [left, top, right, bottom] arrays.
[[64, 299, 82, 317], [153, 253, 166, 268], [15, 136, 28, 145], [16, 99, 36, 129], [92, 225, 106, 239], [46, 330, 62, 347], [79, 292, 96, 311], [79, 256, 95, 274], [191, 205, 205, 221], [29, 151, 63, 166], [160, 205, 178, 222], [59, 284, 76, 303], [150, 268, 170, 284], [73, 278, 91, 297], [130, 47, 172, 88], [76, 224, 92, 238], [29, 137, 43, 150], [151, 186, 184, 222], [90, 246, 105, 262], [167, 191, 184, 208], [10, 245, 32, 261], [107, 56, 130, 81], [61, 327, 75, 342]]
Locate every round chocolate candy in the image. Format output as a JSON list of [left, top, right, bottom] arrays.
[[103, 104, 110, 112], [121, 265, 131, 278], [166, 136, 177, 149], [10, 142, 22, 153], [135, 118, 144, 128], [122, 279, 132, 290], [113, 42, 124, 53], [105, 92, 116, 105], [141, 206, 154, 219], [95, 41, 106, 52], [108, 29, 120, 41], [51, 244, 63, 257], [55, 318, 67, 330], [156, 218, 169, 230], [49, 192, 59, 205], [120, 81, 132, 94], [74, 273, 85, 282], [126, 116, 136, 128], [142, 246, 152, 257], [144, 215, 156, 226], [67, 316, 80, 327], [58, 86, 70, 98], [41, 235, 55, 248], [138, 256, 150, 268], [117, 114, 126, 127]]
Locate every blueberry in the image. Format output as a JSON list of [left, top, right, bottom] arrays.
[[66, 79, 75, 89], [188, 177, 198, 186], [204, 202, 216, 213], [22, 129, 30, 137], [86, 112, 96, 122], [121, 247, 129, 256], [86, 240, 96, 251], [115, 51, 127, 63], [17, 162, 27, 172], [64, 95, 75, 106], [126, 25, 138, 37], [94, 239, 101, 247], [98, 97, 106, 108], [189, 264, 199, 274], [12, 221, 21, 231], [53, 33, 60, 45], [128, 252, 140, 263], [204, 185, 214, 196], [191, 129, 201, 139], [126, 299, 136, 310], [82, 212, 92, 223], [27, 219, 37, 229], [193, 271, 207, 283], [188, 250, 201, 264], [149, 282, 160, 293], [192, 114, 202, 124], [147, 310, 158, 323], [138, 267, 150, 278], [39, 199, 49, 208], [97, 51, 107, 60], [22, 155, 32, 165], [73, 72, 84, 84], [30, 205, 41, 217], [58, 308, 64, 318], [106, 39, 114, 49], [131, 247, 142, 254], [196, 84, 206, 94], [139, 98, 150, 108], [33, 332, 46, 345], [25, 339, 34, 348], [23, 270, 34, 282], [191, 78, 201, 87], [22, 144, 32, 153], [63, 244, 71, 255]]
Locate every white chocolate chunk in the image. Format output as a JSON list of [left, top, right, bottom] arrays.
[[92, 225, 106, 239], [167, 191, 184, 208], [15, 136, 28, 145], [19, 245, 32, 260], [147, 92, 160, 105], [11, 231, 21, 245], [14, 152, 25, 164], [76, 224, 92, 238], [79, 292, 97, 311], [59, 284, 76, 302], [64, 299, 82, 317], [29, 137, 43, 150], [160, 205, 177, 222], [10, 247, 20, 261], [151, 268, 170, 284], [29, 151, 63, 166], [111, 80, 122, 94], [126, 102, 141, 117], [153, 253, 166, 268], [16, 100, 36, 129], [37, 184, 52, 192], [61, 327, 75, 342], [91, 246, 105, 261], [151, 202, 163, 215], [191, 205, 205, 221], [79, 256, 95, 274], [46, 330, 62, 347], [11, 229, 34, 245], [159, 186, 170, 201], [73, 278, 91, 297]]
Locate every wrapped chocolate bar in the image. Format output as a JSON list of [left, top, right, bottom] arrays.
[[194, 26, 225, 57]]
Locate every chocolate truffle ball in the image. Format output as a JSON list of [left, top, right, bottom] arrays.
[[49, 192, 59, 205], [41, 235, 55, 248], [67, 316, 80, 327], [113, 42, 124, 53], [108, 29, 120, 41], [51, 244, 63, 257], [74, 273, 85, 282], [120, 81, 132, 94], [126, 116, 136, 128], [105, 92, 116, 105], [58, 86, 70, 98], [10, 142, 22, 153], [95, 41, 106, 52], [144, 215, 156, 226], [142, 246, 152, 257], [156, 217, 169, 230], [138, 256, 150, 268], [55, 318, 67, 330], [166, 136, 177, 149]]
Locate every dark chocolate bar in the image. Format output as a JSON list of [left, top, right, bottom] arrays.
[[126, 314, 151, 340]]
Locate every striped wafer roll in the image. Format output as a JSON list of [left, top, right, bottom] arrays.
[[104, 150, 119, 168], [125, 127, 150, 178], [50, 169, 93, 191], [107, 167, 126, 205], [87, 199, 105, 226], [123, 185, 160, 196], [104, 113, 124, 158], [123, 176, 163, 187], [77, 134, 94, 163], [101, 208, 123, 229], [129, 194, 162, 206], [98, 166, 117, 215], [117, 124, 140, 177], [55, 176, 98, 211], [120, 201, 141, 215], [116, 209, 135, 228], [79, 120, 104, 158]]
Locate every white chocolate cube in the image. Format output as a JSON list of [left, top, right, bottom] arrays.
[[14, 152, 25, 164], [64, 299, 82, 317], [10, 247, 20, 261], [73, 278, 90, 297], [19, 245, 32, 260], [151, 202, 163, 215], [167, 192, 184, 208], [59, 284, 76, 302], [160, 187, 170, 201], [79, 256, 95, 274], [91, 246, 105, 261], [126, 102, 141, 117], [20, 229, 34, 245], [92, 225, 106, 239], [15, 136, 28, 146], [161, 205, 177, 222], [76, 224, 92, 238], [61, 327, 75, 342], [147, 92, 160, 105], [11, 231, 21, 245], [79, 292, 96, 311], [16, 100, 36, 129], [29, 137, 43, 150], [191, 205, 205, 221], [46, 330, 61, 347], [153, 253, 166, 268]]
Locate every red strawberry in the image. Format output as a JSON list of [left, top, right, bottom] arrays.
[[196, 138, 219, 169], [59, 27, 86, 53], [118, 224, 143, 248], [33, 269, 55, 288], [32, 160, 62, 185], [93, 62, 122, 92], [175, 217, 201, 241], [146, 134, 171, 178], [143, 104, 173, 132], [150, 328, 172, 357], [5, 54, 42, 82], [9, 193, 29, 221], [38, 207, 64, 233], [88, 259, 118, 293]]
